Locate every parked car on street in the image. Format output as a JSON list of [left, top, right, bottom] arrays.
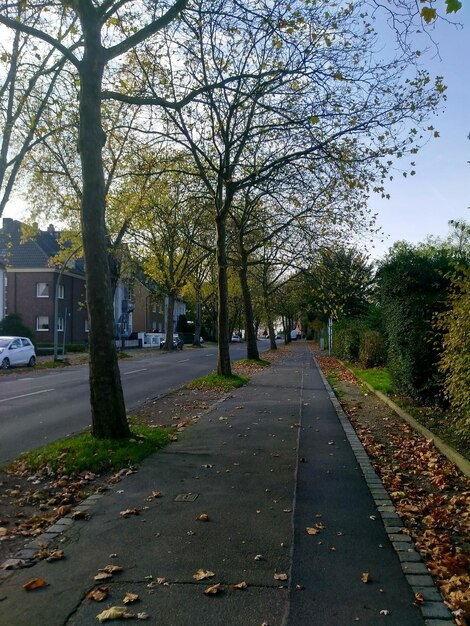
[[230, 335, 241, 342], [0, 336, 36, 369], [160, 335, 184, 350]]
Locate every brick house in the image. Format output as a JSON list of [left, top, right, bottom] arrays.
[[0, 218, 88, 344], [129, 276, 186, 335]]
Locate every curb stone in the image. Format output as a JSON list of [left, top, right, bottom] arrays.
[[314, 355, 455, 625]]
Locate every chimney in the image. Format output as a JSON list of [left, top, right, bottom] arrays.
[[2, 218, 13, 232], [47, 223, 59, 239]]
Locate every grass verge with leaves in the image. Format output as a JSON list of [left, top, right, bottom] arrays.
[[186, 373, 249, 392], [9, 423, 171, 477]]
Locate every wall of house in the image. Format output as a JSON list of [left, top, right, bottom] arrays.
[[132, 282, 165, 334], [6, 269, 87, 344]]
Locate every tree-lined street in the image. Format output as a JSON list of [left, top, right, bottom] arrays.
[[0, 343, 252, 464]]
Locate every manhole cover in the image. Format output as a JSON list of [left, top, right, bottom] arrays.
[[174, 493, 199, 502]]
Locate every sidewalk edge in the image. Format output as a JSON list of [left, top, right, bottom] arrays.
[[313, 355, 455, 626]]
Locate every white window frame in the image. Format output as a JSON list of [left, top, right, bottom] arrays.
[[57, 284, 64, 299], [36, 316, 49, 331], [57, 317, 64, 332], [36, 282, 49, 298]]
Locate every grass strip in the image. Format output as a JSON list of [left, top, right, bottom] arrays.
[[9, 424, 171, 476], [347, 364, 394, 395], [186, 373, 249, 391], [234, 358, 270, 367]]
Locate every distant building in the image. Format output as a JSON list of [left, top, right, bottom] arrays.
[[0, 218, 88, 343]]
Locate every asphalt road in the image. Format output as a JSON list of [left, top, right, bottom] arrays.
[[0, 342, 262, 465]]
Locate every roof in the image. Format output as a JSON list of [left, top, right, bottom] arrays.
[[0, 219, 84, 275]]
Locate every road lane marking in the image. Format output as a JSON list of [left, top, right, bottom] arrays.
[[0, 389, 55, 403], [124, 368, 147, 375]]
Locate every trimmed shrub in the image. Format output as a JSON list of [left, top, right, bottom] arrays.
[[334, 319, 365, 361], [0, 313, 34, 342], [376, 243, 464, 401], [359, 330, 385, 368], [437, 270, 470, 441]]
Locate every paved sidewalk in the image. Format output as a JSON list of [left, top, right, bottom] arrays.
[[0, 343, 449, 625]]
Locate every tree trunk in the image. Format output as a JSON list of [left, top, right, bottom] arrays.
[[164, 290, 175, 349], [78, 21, 129, 438], [264, 295, 277, 351], [238, 256, 259, 361], [193, 293, 202, 346], [216, 215, 232, 376]]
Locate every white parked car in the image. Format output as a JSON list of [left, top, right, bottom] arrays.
[[0, 336, 36, 369], [231, 335, 241, 342]]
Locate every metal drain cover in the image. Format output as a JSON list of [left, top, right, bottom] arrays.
[[174, 493, 199, 502]]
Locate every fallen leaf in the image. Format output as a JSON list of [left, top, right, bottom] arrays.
[[361, 572, 370, 583], [96, 606, 135, 622], [254, 554, 264, 561], [295, 584, 305, 590], [193, 569, 215, 581], [86, 586, 109, 602], [0, 528, 9, 537], [94, 572, 113, 581], [72, 510, 90, 521], [155, 577, 167, 585], [23, 578, 47, 590], [123, 592, 139, 604], [137, 613, 150, 620], [379, 609, 390, 615], [46, 549, 64, 562], [204, 583, 221, 595], [197, 513, 209, 522], [328, 441, 335, 445], [231, 581, 248, 590], [54, 505, 72, 517], [274, 573, 288, 581], [306, 527, 320, 535], [151, 491, 162, 498], [100, 565, 124, 574], [414, 591, 424, 605], [119, 508, 140, 517]]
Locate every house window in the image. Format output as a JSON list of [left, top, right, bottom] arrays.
[[36, 316, 49, 331], [57, 317, 64, 332], [37, 283, 49, 298], [57, 284, 64, 299]]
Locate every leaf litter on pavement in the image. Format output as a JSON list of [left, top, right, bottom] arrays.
[[317, 355, 470, 625]]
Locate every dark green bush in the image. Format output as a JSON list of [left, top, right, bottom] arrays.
[[359, 330, 385, 368], [376, 242, 465, 401], [437, 270, 470, 442], [333, 320, 365, 361], [0, 313, 34, 342]]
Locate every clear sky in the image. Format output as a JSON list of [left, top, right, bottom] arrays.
[[368, 4, 470, 258], [3, 5, 469, 259]]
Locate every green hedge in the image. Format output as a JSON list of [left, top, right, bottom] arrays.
[[358, 330, 385, 368], [376, 243, 463, 401]]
